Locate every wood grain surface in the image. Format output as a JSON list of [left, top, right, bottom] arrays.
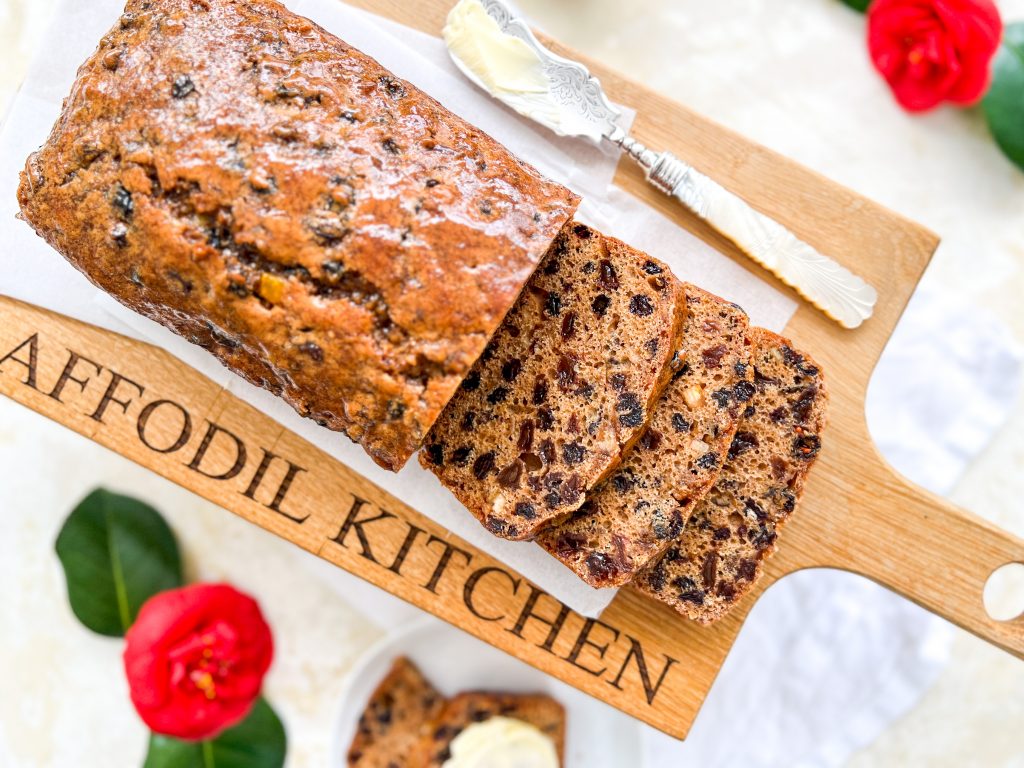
[[2, 0, 1022, 740]]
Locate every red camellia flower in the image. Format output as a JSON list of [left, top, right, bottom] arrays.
[[123, 584, 273, 741], [867, 0, 1002, 111]]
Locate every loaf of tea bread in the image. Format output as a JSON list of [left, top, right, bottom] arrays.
[[17, 0, 579, 471]]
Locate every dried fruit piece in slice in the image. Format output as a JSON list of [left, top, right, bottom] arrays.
[[347, 656, 444, 767], [421, 222, 687, 540], [539, 286, 752, 586], [410, 691, 565, 767], [636, 327, 828, 623]]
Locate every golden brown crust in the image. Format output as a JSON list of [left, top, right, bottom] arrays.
[[636, 328, 829, 623], [17, 0, 579, 470]]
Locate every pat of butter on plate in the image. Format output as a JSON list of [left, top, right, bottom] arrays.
[[442, 716, 560, 768]]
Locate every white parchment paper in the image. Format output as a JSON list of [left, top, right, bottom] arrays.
[[0, 0, 795, 616]]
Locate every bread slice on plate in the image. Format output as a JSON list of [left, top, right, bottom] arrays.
[[539, 286, 752, 586], [421, 222, 687, 540], [410, 691, 566, 766], [347, 656, 444, 767], [636, 327, 829, 623]]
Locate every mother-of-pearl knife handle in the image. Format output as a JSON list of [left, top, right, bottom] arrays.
[[449, 0, 877, 328], [608, 129, 878, 329]]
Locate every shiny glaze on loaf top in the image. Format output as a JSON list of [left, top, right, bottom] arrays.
[[17, 0, 580, 470]]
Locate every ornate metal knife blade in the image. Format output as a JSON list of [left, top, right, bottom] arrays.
[[445, 0, 877, 329]]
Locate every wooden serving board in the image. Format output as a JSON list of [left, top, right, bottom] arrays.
[[3, 0, 1023, 740]]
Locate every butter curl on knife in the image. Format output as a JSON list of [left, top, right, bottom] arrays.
[[443, 0, 878, 329]]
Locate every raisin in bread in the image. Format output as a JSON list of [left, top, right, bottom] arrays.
[[17, 0, 579, 472], [539, 287, 752, 586], [636, 328, 828, 623], [410, 692, 565, 766], [347, 657, 444, 768], [420, 223, 687, 540]]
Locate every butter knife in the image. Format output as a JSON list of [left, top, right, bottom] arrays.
[[443, 0, 877, 329]]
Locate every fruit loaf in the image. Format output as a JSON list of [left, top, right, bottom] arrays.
[[539, 286, 752, 586], [16, 0, 579, 471], [420, 222, 688, 540], [410, 691, 565, 766], [636, 328, 828, 622], [347, 656, 444, 768]]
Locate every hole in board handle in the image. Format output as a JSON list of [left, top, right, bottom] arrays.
[[983, 563, 1024, 621]]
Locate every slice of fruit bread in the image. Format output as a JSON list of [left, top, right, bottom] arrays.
[[635, 327, 828, 623], [347, 656, 444, 768], [421, 222, 687, 540], [539, 286, 752, 586]]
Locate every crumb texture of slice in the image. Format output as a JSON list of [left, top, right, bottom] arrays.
[[421, 222, 687, 540], [410, 691, 566, 767], [539, 286, 752, 586], [347, 657, 444, 768], [636, 327, 829, 623]]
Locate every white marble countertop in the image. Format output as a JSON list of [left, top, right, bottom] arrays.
[[2, 0, 1023, 765]]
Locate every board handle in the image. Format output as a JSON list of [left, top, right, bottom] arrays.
[[808, 467, 1024, 659]]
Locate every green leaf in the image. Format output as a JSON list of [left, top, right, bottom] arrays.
[[143, 698, 287, 768], [839, 0, 870, 12], [984, 23, 1024, 172], [55, 488, 183, 636]]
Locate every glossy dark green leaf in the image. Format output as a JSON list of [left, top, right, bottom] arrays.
[[984, 23, 1024, 172], [839, 0, 870, 12], [143, 698, 287, 768], [55, 488, 183, 636]]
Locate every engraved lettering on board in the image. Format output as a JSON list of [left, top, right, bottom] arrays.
[[0, 328, 680, 706]]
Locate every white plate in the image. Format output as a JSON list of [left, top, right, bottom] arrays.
[[329, 618, 642, 767]]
